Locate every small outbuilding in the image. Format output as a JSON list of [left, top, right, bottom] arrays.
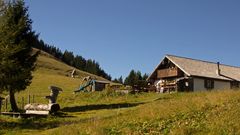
[[147, 55, 240, 92], [93, 80, 110, 91]]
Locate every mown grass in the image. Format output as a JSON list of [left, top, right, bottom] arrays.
[[41, 90, 240, 135], [2, 90, 240, 135], [1, 53, 240, 135]]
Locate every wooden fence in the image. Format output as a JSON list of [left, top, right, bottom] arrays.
[[0, 95, 36, 112]]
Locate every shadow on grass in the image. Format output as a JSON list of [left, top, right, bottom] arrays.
[[0, 112, 74, 130], [153, 96, 172, 102], [61, 102, 144, 112], [0, 102, 144, 131], [0, 102, 144, 130], [0, 117, 60, 130], [53, 111, 75, 118], [0, 96, 172, 131]]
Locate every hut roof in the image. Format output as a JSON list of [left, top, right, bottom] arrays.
[[148, 55, 240, 81]]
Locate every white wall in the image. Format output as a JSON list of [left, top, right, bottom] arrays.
[[214, 80, 230, 90], [193, 78, 231, 91], [193, 78, 206, 91], [154, 80, 161, 86]]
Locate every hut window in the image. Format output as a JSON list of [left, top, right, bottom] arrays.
[[231, 81, 239, 89], [204, 79, 214, 90]]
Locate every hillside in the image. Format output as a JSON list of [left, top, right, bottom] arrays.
[[1, 51, 240, 135], [3, 50, 113, 106], [35, 49, 110, 81]]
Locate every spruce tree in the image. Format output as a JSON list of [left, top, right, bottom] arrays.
[[0, 0, 38, 112], [62, 50, 74, 66], [124, 70, 137, 86], [0, 0, 5, 23], [0, 0, 4, 14], [124, 70, 148, 89], [118, 76, 123, 84]]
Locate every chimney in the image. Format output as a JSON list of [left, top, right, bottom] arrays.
[[216, 62, 221, 76]]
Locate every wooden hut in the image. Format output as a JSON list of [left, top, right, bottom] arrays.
[[147, 55, 240, 92]]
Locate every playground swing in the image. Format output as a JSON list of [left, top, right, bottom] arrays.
[[74, 76, 96, 93]]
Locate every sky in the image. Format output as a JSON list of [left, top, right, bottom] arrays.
[[24, 0, 240, 79]]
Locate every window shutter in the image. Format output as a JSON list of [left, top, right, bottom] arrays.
[[211, 80, 214, 89], [204, 79, 207, 88]]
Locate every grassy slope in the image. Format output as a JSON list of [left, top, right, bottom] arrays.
[[14, 50, 111, 103], [44, 90, 240, 135], [36, 50, 110, 81], [1, 51, 240, 135]]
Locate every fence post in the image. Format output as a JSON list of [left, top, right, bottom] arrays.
[[22, 97, 24, 110], [5, 98, 8, 112], [28, 94, 30, 104], [0, 97, 4, 113], [32, 95, 34, 103]]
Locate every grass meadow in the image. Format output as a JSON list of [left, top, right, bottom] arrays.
[[1, 53, 240, 135]]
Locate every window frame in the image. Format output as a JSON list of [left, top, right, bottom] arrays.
[[204, 79, 214, 90], [230, 81, 239, 89]]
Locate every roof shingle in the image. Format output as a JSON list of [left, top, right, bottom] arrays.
[[149, 55, 240, 81]]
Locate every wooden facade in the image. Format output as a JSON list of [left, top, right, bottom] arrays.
[[93, 80, 110, 91], [148, 58, 190, 92], [147, 55, 240, 92], [157, 68, 179, 78]]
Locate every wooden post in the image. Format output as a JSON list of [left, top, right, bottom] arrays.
[[0, 97, 3, 113], [5, 98, 8, 112], [32, 95, 34, 103], [28, 95, 30, 104], [22, 97, 24, 110]]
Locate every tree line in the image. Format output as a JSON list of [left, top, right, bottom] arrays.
[[113, 70, 149, 89], [32, 38, 112, 80]]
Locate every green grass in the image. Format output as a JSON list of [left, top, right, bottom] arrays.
[[1, 52, 240, 135], [40, 90, 240, 135]]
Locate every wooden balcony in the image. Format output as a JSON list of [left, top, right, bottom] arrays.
[[157, 68, 179, 78]]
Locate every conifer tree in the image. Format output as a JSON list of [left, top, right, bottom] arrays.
[[0, 0, 38, 112], [124, 70, 138, 86], [124, 70, 148, 88], [118, 76, 123, 84]]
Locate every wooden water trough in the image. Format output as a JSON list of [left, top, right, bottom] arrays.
[[0, 86, 62, 118], [24, 86, 62, 115]]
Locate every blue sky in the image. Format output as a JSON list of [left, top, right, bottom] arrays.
[[25, 0, 240, 79]]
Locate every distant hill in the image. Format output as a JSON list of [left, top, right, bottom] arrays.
[[9, 49, 113, 104], [34, 49, 110, 81], [32, 39, 112, 80]]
